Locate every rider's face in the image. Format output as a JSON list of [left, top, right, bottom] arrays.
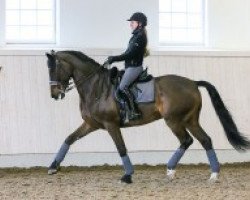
[[130, 21, 139, 31]]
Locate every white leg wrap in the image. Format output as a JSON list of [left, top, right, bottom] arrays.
[[167, 169, 176, 180], [48, 168, 57, 175], [209, 172, 219, 183]]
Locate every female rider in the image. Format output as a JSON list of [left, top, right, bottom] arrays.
[[106, 12, 148, 120]]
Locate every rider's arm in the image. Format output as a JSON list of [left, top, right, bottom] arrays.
[[110, 35, 145, 63]]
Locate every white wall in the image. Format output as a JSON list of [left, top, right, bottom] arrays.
[[58, 0, 250, 49], [208, 0, 250, 49], [0, 49, 250, 155], [59, 0, 159, 48], [1, 0, 250, 49], [0, 1, 250, 167]]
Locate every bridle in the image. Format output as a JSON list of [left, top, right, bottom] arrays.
[[49, 60, 73, 99], [49, 58, 104, 98]]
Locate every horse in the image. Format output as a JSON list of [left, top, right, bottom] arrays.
[[46, 50, 250, 184]]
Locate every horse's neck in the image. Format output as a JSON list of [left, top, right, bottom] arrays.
[[78, 70, 111, 116], [73, 60, 98, 76], [66, 53, 110, 110], [71, 56, 99, 83], [73, 66, 107, 104]]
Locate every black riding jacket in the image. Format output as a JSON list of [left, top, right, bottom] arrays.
[[112, 28, 147, 68]]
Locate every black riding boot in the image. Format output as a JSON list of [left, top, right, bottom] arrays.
[[122, 87, 141, 120]]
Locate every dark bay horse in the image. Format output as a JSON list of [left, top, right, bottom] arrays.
[[46, 50, 250, 183]]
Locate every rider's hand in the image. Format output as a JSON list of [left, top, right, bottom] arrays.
[[103, 56, 115, 68], [107, 56, 115, 64]]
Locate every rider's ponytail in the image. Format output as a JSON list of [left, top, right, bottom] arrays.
[[142, 28, 150, 57]]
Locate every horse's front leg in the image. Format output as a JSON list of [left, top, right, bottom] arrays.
[[48, 122, 97, 175], [105, 123, 134, 184]]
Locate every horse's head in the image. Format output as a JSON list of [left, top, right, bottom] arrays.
[[46, 50, 73, 100], [46, 50, 103, 100]]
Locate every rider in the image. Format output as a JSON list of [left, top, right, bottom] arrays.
[[106, 12, 149, 120]]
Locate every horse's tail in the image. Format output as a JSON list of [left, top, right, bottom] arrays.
[[196, 80, 250, 151]]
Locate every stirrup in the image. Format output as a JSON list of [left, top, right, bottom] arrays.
[[129, 110, 141, 120], [115, 88, 124, 102]]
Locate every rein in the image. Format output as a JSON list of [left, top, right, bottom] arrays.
[[74, 65, 104, 88]]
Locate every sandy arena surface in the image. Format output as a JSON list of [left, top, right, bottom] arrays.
[[0, 163, 249, 200]]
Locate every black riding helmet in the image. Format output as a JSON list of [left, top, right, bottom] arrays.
[[127, 12, 147, 27]]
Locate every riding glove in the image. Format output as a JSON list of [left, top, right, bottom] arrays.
[[107, 56, 115, 64]]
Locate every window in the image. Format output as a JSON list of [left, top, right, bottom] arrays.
[[5, 0, 56, 43], [159, 0, 205, 46]]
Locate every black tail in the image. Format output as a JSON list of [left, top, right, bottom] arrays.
[[196, 80, 250, 151]]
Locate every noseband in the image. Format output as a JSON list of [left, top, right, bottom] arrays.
[[49, 61, 74, 99]]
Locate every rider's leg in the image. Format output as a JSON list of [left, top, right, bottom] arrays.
[[118, 66, 143, 119], [119, 66, 143, 90], [122, 86, 141, 120]]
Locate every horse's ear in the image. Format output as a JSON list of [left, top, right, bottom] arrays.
[[45, 53, 54, 60], [46, 50, 56, 59], [46, 52, 56, 68], [46, 52, 53, 59]]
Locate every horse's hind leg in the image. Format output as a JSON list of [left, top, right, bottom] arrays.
[[187, 122, 220, 182], [48, 122, 97, 175], [165, 120, 193, 179]]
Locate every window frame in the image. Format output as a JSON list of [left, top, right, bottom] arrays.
[[4, 0, 57, 44], [159, 0, 206, 47], [0, 1, 5, 46]]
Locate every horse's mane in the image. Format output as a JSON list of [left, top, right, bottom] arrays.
[[64, 51, 101, 67]]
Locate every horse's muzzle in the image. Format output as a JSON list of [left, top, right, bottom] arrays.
[[51, 93, 59, 100], [51, 90, 65, 100]]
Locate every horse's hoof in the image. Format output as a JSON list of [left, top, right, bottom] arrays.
[[208, 172, 220, 183], [121, 174, 132, 184], [48, 168, 58, 175], [167, 169, 176, 180], [48, 160, 59, 175]]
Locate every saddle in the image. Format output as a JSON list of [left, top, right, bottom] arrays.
[[109, 66, 153, 85], [109, 67, 153, 125]]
